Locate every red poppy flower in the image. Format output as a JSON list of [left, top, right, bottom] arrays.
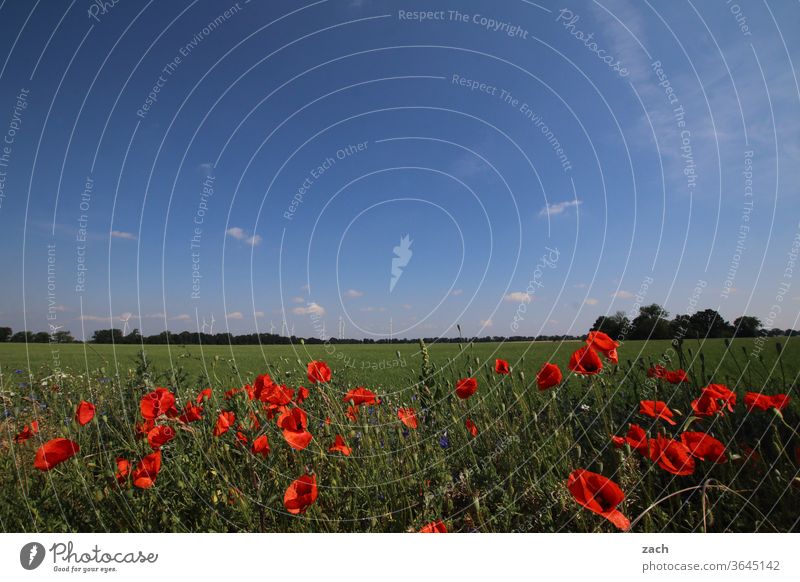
[[178, 402, 203, 423], [566, 469, 630, 531], [213, 411, 236, 437], [196, 388, 212, 403], [263, 403, 288, 421], [343, 387, 380, 406], [536, 362, 563, 390], [346, 406, 359, 423], [147, 425, 176, 450], [495, 359, 510, 375], [295, 386, 310, 405], [235, 431, 249, 445], [135, 418, 155, 439], [284, 474, 318, 514], [115, 457, 131, 484], [702, 384, 736, 412], [251, 434, 270, 458], [224, 387, 242, 399], [744, 392, 790, 411], [260, 383, 294, 406], [647, 365, 668, 379], [664, 369, 688, 384], [398, 408, 418, 429], [586, 331, 620, 364], [277, 408, 313, 450], [307, 360, 331, 384], [649, 436, 695, 476], [132, 450, 162, 489], [14, 421, 39, 443], [251, 374, 274, 400], [140, 388, 176, 420], [611, 424, 649, 456], [639, 400, 677, 425], [455, 378, 478, 399], [568, 346, 603, 375], [465, 418, 478, 437], [75, 400, 95, 426], [419, 520, 448, 533], [691, 393, 721, 417], [328, 434, 352, 456], [680, 432, 727, 463], [33, 438, 80, 471]]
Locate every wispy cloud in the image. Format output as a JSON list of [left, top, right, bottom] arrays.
[[360, 306, 387, 313], [110, 230, 137, 240], [226, 311, 244, 320], [292, 303, 326, 316], [539, 199, 582, 217], [504, 291, 532, 303], [584, 298, 599, 306], [450, 289, 464, 296], [612, 290, 634, 299], [344, 289, 364, 298], [480, 318, 493, 327], [170, 314, 192, 321], [226, 227, 262, 247]]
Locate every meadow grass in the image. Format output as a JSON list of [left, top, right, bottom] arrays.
[[1, 337, 798, 532]]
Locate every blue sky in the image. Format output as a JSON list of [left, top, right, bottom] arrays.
[[0, 0, 798, 340]]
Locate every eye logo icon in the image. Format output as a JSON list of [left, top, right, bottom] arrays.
[[20, 542, 46, 570], [390, 235, 413, 293]]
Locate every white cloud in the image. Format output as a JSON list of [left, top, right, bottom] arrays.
[[612, 290, 634, 299], [292, 303, 326, 316], [226, 311, 244, 320], [584, 298, 599, 306], [450, 289, 464, 296], [539, 199, 582, 217], [169, 314, 192, 322], [110, 230, 137, 240], [227, 227, 262, 246], [360, 306, 387, 313], [344, 289, 364, 298], [504, 292, 532, 303], [254, 311, 265, 318], [480, 318, 493, 328], [292, 296, 305, 304]]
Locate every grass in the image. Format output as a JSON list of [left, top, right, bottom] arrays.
[[1, 337, 798, 532]]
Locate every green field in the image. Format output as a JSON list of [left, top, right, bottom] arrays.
[[1, 337, 798, 533], [2, 337, 797, 391]]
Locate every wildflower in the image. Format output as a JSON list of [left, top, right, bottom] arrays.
[[586, 331, 619, 363], [343, 387, 380, 406], [744, 392, 790, 412], [455, 378, 478, 399], [398, 408, 418, 429], [277, 408, 313, 450], [140, 388, 176, 420], [34, 438, 80, 471], [213, 411, 236, 437], [75, 401, 96, 426], [307, 361, 331, 384], [115, 457, 131, 484], [611, 424, 649, 456], [639, 400, 677, 425], [680, 432, 727, 463], [536, 362, 562, 390], [147, 425, 176, 450], [568, 346, 603, 375], [328, 434, 351, 456], [649, 435, 695, 476], [132, 451, 162, 489], [495, 359, 510, 375], [566, 469, 630, 531], [284, 474, 318, 514], [251, 435, 271, 457], [466, 418, 478, 438], [419, 520, 447, 533], [14, 420, 39, 443]]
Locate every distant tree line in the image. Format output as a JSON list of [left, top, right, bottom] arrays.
[[0, 306, 797, 346]]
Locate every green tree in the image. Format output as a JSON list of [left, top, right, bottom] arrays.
[[689, 309, 731, 338], [590, 311, 630, 340], [631, 304, 670, 340], [732, 316, 762, 338]]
